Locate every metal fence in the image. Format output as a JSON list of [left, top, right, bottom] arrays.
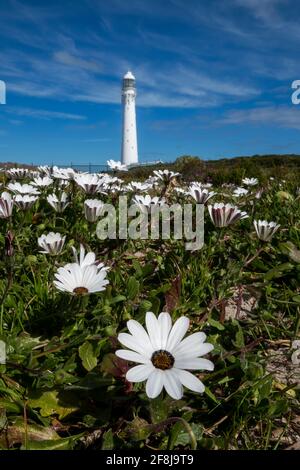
[[54, 163, 110, 173], [52, 161, 164, 173]]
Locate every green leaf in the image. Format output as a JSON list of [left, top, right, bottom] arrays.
[[79, 341, 97, 371], [275, 190, 294, 202], [0, 399, 22, 414], [123, 417, 152, 441], [21, 433, 84, 450], [139, 300, 153, 313], [204, 386, 220, 404], [132, 260, 143, 277], [101, 429, 114, 450], [0, 417, 60, 448], [149, 397, 169, 424], [267, 399, 288, 417], [65, 372, 113, 391], [29, 390, 78, 419], [109, 295, 127, 304], [169, 422, 203, 449], [127, 276, 140, 300], [208, 317, 225, 331], [264, 263, 294, 281], [232, 325, 245, 348]]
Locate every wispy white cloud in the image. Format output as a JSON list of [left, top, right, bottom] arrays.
[[0, 42, 259, 108], [217, 105, 300, 130], [53, 51, 103, 73], [0, 0, 298, 113], [0, 0, 265, 109], [5, 106, 86, 120]]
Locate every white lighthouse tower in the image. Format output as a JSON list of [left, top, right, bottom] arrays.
[[121, 71, 138, 166]]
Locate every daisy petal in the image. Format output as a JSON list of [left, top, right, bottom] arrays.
[[166, 316, 190, 352], [174, 342, 214, 360], [175, 369, 205, 393], [173, 331, 207, 356], [82, 252, 96, 268], [158, 312, 172, 349], [163, 369, 183, 400], [146, 312, 161, 350], [126, 364, 154, 382], [115, 349, 150, 364], [126, 320, 153, 356], [146, 369, 164, 398], [174, 357, 214, 371], [118, 333, 147, 356]]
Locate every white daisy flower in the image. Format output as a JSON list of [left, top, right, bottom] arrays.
[[0, 191, 14, 218], [132, 194, 165, 213], [6, 168, 29, 179], [98, 173, 114, 184], [242, 177, 258, 186], [103, 178, 124, 191], [253, 219, 280, 242], [7, 182, 40, 195], [38, 165, 51, 176], [47, 192, 69, 212], [145, 176, 160, 186], [107, 160, 128, 172], [233, 187, 248, 197], [38, 232, 66, 255], [174, 187, 188, 196], [30, 170, 41, 178], [108, 184, 123, 194], [57, 179, 70, 188], [74, 173, 103, 194], [52, 166, 75, 180], [127, 181, 153, 192], [14, 194, 38, 210], [190, 181, 213, 189], [32, 176, 53, 188], [54, 263, 109, 295], [84, 199, 104, 222], [116, 311, 214, 400], [153, 169, 180, 182], [188, 185, 215, 204], [208, 203, 248, 227]]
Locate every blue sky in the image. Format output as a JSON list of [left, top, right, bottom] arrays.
[[0, 0, 300, 165]]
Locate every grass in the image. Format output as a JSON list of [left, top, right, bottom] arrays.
[[0, 159, 299, 450]]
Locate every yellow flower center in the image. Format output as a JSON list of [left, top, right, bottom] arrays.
[[151, 350, 174, 370], [73, 286, 89, 295]]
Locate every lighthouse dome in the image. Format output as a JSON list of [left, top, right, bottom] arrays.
[[124, 71, 135, 80]]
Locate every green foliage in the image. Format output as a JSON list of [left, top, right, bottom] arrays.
[[0, 159, 299, 450]]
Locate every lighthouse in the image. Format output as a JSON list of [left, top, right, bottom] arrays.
[[121, 71, 138, 166]]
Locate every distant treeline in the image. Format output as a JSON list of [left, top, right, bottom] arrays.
[[1, 154, 300, 184], [129, 154, 300, 184]]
